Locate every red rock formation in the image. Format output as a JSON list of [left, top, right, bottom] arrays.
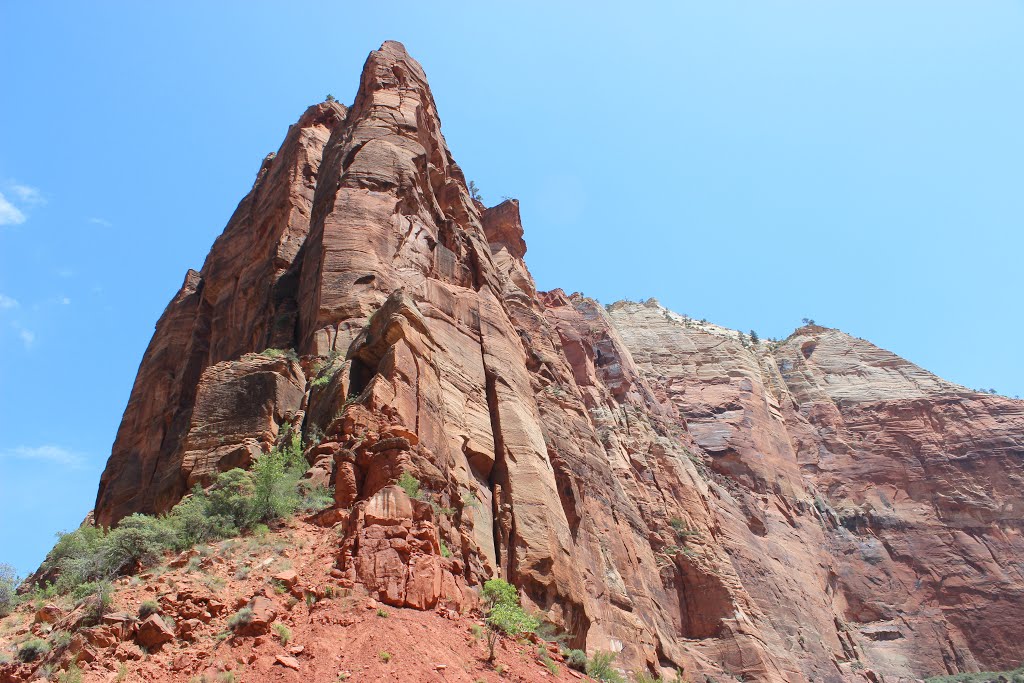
[[607, 301, 1024, 680], [92, 41, 1024, 682], [95, 101, 345, 524]]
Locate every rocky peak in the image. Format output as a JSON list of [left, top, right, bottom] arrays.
[[84, 41, 1024, 683], [776, 325, 967, 404], [482, 199, 527, 259]]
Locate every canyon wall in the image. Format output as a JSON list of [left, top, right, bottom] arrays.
[[93, 41, 1024, 682]]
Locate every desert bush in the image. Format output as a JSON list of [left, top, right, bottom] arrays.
[[226, 607, 253, 632], [668, 518, 699, 541], [272, 623, 291, 645], [586, 651, 625, 682], [46, 524, 109, 592], [57, 663, 83, 683], [138, 600, 160, 619], [36, 429, 316, 597], [537, 646, 559, 675], [251, 432, 305, 523], [0, 563, 18, 617], [204, 468, 257, 532], [925, 667, 1024, 683], [260, 348, 299, 362], [563, 648, 588, 672], [17, 638, 51, 662], [298, 483, 334, 514], [105, 514, 179, 570], [51, 630, 72, 649], [396, 471, 420, 499], [482, 578, 538, 662], [80, 580, 113, 624]]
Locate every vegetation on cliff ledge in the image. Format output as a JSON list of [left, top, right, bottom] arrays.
[[925, 667, 1024, 683], [31, 430, 331, 602]]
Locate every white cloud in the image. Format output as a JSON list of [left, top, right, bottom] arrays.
[[0, 294, 17, 310], [0, 192, 26, 226], [17, 327, 35, 349], [61, 297, 71, 305], [88, 217, 112, 228], [0, 445, 85, 467], [11, 184, 44, 206]]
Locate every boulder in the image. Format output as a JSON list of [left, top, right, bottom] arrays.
[[33, 604, 61, 624], [135, 614, 175, 649], [275, 655, 301, 671], [232, 595, 277, 637]]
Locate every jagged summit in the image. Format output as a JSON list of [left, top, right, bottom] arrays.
[[77, 42, 1024, 683]]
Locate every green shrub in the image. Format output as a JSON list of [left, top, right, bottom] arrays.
[[226, 607, 253, 631], [534, 620, 569, 646], [17, 638, 51, 662], [250, 434, 305, 523], [440, 540, 452, 558], [304, 424, 325, 449], [537, 647, 558, 675], [80, 580, 113, 624], [105, 513, 179, 570], [272, 623, 291, 645], [925, 668, 1024, 683], [482, 578, 538, 662], [261, 348, 299, 362], [396, 472, 420, 499], [586, 651, 625, 682], [668, 518, 699, 541], [379, 651, 392, 663], [46, 524, 108, 593], [35, 430, 316, 598], [563, 648, 588, 672], [138, 600, 160, 619], [0, 563, 18, 617], [57, 663, 83, 683], [298, 483, 334, 514], [205, 469, 257, 531]]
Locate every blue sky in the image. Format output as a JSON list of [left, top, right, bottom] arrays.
[[1, 2, 1022, 576]]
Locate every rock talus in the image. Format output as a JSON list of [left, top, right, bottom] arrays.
[[93, 42, 1024, 682]]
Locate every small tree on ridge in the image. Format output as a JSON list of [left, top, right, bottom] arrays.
[[482, 578, 538, 662]]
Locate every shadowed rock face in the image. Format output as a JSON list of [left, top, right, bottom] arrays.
[[94, 41, 1024, 682]]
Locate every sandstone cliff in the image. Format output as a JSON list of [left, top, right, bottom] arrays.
[[91, 41, 1024, 682]]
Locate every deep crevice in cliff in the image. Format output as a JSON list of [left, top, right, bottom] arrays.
[[483, 366, 508, 576]]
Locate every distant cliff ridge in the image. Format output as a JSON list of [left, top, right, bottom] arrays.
[[91, 41, 1024, 682]]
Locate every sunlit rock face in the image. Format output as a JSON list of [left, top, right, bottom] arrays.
[[94, 41, 1024, 682]]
